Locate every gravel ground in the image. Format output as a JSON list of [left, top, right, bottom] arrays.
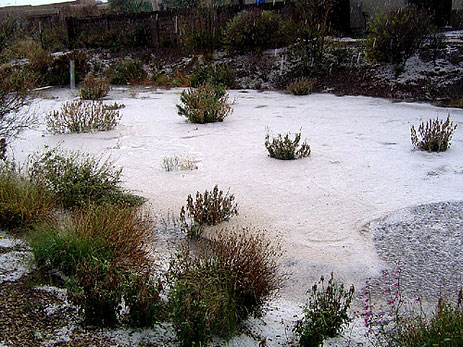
[[370, 200, 463, 301]]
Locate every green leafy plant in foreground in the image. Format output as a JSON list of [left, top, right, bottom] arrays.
[[294, 273, 354, 346]]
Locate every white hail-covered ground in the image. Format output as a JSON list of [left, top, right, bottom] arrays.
[[8, 87, 463, 346]]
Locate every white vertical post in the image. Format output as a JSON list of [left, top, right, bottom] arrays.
[[70, 60, 75, 90]]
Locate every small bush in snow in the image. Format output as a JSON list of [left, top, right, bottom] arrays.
[[365, 5, 432, 65], [80, 74, 110, 100], [265, 130, 311, 160], [162, 155, 197, 172], [294, 273, 355, 346], [177, 83, 232, 124], [411, 115, 457, 152], [46, 100, 121, 134], [179, 185, 238, 238], [287, 77, 316, 96], [107, 58, 146, 85]]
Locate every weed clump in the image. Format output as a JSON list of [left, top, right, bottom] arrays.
[[411, 115, 457, 152], [80, 74, 110, 100], [294, 273, 355, 346], [287, 77, 316, 96], [179, 185, 238, 238], [107, 58, 146, 85], [265, 130, 311, 160], [27, 148, 144, 208], [190, 63, 236, 89], [161, 155, 197, 172], [46, 100, 121, 134], [177, 83, 232, 124]]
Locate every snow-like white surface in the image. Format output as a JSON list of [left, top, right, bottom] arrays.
[[8, 87, 463, 345]]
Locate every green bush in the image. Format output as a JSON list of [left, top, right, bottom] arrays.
[[0, 162, 56, 230], [43, 50, 89, 86], [365, 5, 432, 65], [46, 100, 121, 134], [168, 251, 238, 346], [27, 148, 144, 208], [107, 58, 146, 85], [177, 83, 232, 124], [294, 273, 355, 346], [80, 74, 110, 100], [223, 9, 287, 53], [265, 130, 311, 160], [411, 115, 457, 152], [287, 77, 316, 95], [190, 63, 236, 89], [179, 185, 238, 238], [168, 228, 282, 346]]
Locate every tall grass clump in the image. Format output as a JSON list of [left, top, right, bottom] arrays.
[[30, 204, 159, 327], [294, 273, 354, 346], [168, 228, 282, 346], [265, 130, 311, 160], [177, 83, 232, 124], [80, 74, 110, 100], [411, 115, 457, 152], [46, 100, 121, 134], [0, 162, 56, 230], [28, 148, 144, 208], [179, 185, 238, 238]]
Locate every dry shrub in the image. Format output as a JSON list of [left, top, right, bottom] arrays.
[[411, 115, 457, 152], [46, 100, 121, 134], [287, 77, 316, 96], [179, 185, 238, 238], [211, 228, 283, 317], [265, 130, 311, 160], [80, 74, 110, 100]]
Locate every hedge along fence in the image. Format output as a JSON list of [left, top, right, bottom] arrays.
[[64, 2, 349, 51]]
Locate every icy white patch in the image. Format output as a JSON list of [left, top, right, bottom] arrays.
[[0, 251, 33, 284]]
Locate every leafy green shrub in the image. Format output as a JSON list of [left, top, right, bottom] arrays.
[[294, 273, 355, 346], [177, 83, 232, 124], [265, 130, 311, 160], [223, 9, 287, 53], [122, 271, 163, 327], [179, 185, 238, 238], [44, 50, 89, 86], [168, 250, 238, 346], [411, 115, 457, 152], [72, 258, 124, 326], [28, 148, 144, 208], [168, 228, 282, 346], [287, 77, 316, 95], [107, 58, 146, 85], [190, 63, 236, 88], [80, 74, 110, 100], [0, 162, 56, 230], [365, 5, 432, 64], [46, 100, 121, 134]]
